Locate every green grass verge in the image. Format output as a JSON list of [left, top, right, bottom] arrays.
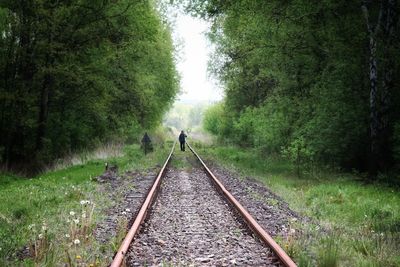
[[195, 144, 400, 267], [0, 143, 171, 266]]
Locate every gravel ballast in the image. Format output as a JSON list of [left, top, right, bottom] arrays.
[[202, 160, 302, 238], [126, 154, 282, 266]]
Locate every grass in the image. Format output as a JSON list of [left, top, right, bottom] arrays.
[[170, 148, 194, 170], [196, 145, 400, 267], [0, 143, 171, 266]]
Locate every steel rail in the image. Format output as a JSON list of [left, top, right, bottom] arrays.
[[110, 142, 176, 267], [187, 143, 297, 267]]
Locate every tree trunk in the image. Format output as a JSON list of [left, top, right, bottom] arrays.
[[368, 34, 380, 176], [362, 1, 381, 176], [35, 16, 54, 153], [36, 73, 51, 151], [379, 0, 397, 169], [362, 0, 398, 176]]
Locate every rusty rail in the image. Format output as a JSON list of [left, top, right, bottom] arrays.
[[187, 143, 297, 267], [110, 142, 175, 267]]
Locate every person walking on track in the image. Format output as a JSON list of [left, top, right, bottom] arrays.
[[141, 132, 152, 155], [179, 130, 187, 151]]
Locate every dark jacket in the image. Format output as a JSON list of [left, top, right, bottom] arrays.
[[179, 133, 187, 142], [142, 133, 151, 143]]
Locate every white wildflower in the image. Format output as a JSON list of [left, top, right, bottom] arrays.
[[80, 200, 86, 205], [65, 234, 70, 238], [85, 200, 91, 205], [121, 211, 127, 215], [73, 219, 79, 224], [38, 234, 43, 239], [125, 208, 131, 212], [69, 211, 75, 216], [73, 239, 80, 245]]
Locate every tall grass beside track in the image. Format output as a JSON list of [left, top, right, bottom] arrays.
[[0, 143, 170, 266], [194, 144, 400, 267]]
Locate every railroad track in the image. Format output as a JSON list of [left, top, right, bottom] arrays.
[[110, 142, 297, 267]]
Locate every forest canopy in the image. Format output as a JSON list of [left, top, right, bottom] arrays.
[[0, 0, 179, 171], [183, 0, 400, 176]]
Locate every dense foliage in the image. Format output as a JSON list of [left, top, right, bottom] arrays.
[[0, 0, 179, 171], [187, 0, 400, 175]]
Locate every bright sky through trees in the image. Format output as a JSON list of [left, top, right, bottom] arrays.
[[173, 13, 222, 104]]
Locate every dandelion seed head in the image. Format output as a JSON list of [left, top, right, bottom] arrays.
[[69, 211, 75, 216], [73, 239, 80, 245], [65, 234, 70, 238], [73, 219, 79, 224], [38, 234, 43, 239]]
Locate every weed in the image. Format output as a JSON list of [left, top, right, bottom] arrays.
[[298, 252, 313, 267], [27, 222, 51, 263], [317, 237, 339, 267], [12, 207, 29, 220], [112, 217, 129, 252]]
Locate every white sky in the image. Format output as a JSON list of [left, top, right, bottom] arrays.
[[173, 13, 223, 104]]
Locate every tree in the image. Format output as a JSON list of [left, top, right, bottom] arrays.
[[0, 0, 179, 171], [195, 0, 400, 176]]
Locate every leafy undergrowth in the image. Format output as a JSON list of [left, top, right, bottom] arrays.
[[0, 143, 171, 266], [196, 144, 400, 267]]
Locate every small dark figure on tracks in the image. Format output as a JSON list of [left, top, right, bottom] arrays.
[[141, 132, 153, 155], [179, 130, 187, 151]]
